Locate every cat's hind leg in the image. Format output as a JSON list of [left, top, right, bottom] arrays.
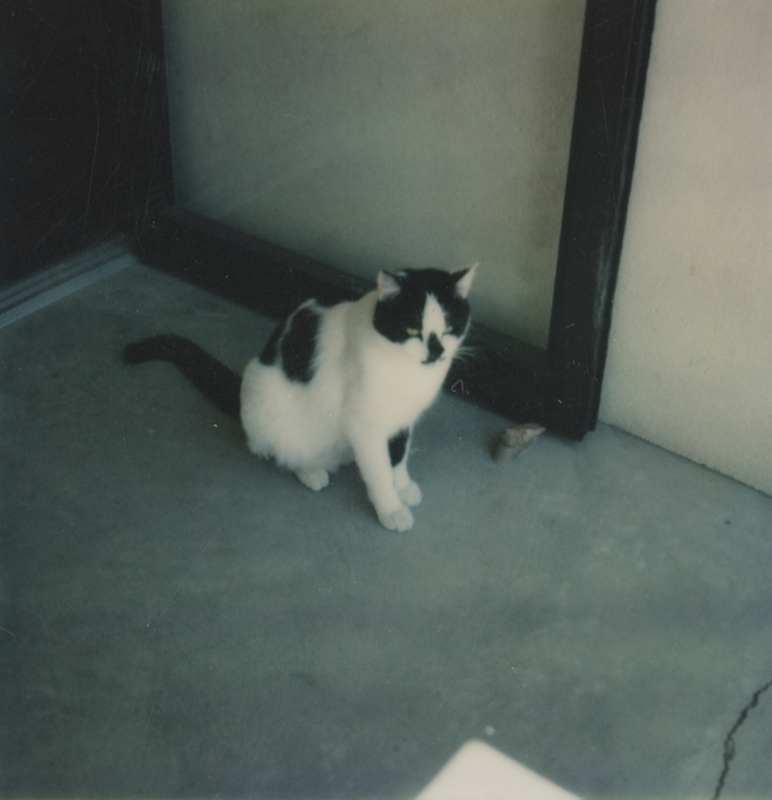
[[295, 468, 330, 491]]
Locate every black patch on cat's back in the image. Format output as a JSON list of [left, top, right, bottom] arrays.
[[259, 321, 283, 366], [388, 428, 409, 467], [280, 304, 321, 383]]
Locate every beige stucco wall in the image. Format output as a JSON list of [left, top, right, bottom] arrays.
[[599, 0, 772, 496], [162, 0, 585, 347]]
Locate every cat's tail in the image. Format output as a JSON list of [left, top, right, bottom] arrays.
[[123, 334, 242, 421]]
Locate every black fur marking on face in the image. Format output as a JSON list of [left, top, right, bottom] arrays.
[[388, 428, 410, 467], [425, 332, 444, 364], [280, 305, 320, 383], [373, 269, 472, 344]]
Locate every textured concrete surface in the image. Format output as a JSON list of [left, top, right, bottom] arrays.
[[1, 257, 771, 799]]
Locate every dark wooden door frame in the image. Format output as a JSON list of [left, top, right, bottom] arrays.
[[4, 0, 657, 440], [548, 0, 658, 439]]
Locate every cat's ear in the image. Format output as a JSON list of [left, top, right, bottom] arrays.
[[452, 262, 478, 299], [377, 271, 402, 301]]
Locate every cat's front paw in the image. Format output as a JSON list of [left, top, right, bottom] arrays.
[[377, 504, 414, 532], [397, 480, 422, 507], [295, 468, 330, 491]]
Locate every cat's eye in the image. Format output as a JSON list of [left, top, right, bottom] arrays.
[[406, 328, 420, 337]]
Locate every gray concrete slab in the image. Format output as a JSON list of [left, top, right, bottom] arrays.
[[1, 257, 771, 799]]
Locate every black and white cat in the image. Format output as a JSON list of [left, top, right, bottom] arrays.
[[124, 265, 476, 531]]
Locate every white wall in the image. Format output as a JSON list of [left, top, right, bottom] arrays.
[[162, 0, 585, 346], [599, 0, 772, 496]]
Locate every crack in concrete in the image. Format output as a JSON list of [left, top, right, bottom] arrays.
[[711, 677, 772, 800]]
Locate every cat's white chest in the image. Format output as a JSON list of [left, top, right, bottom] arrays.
[[348, 332, 447, 430]]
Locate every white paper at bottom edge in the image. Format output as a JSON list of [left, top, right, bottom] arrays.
[[416, 740, 580, 800]]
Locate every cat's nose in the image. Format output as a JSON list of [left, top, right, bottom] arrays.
[[425, 333, 444, 363]]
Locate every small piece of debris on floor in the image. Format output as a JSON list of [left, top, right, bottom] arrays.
[[492, 423, 545, 462]]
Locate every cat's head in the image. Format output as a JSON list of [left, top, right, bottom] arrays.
[[373, 264, 476, 365]]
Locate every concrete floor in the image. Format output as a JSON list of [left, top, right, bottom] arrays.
[[1, 251, 771, 799]]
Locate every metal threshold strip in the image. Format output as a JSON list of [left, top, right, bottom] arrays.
[[0, 239, 135, 331]]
